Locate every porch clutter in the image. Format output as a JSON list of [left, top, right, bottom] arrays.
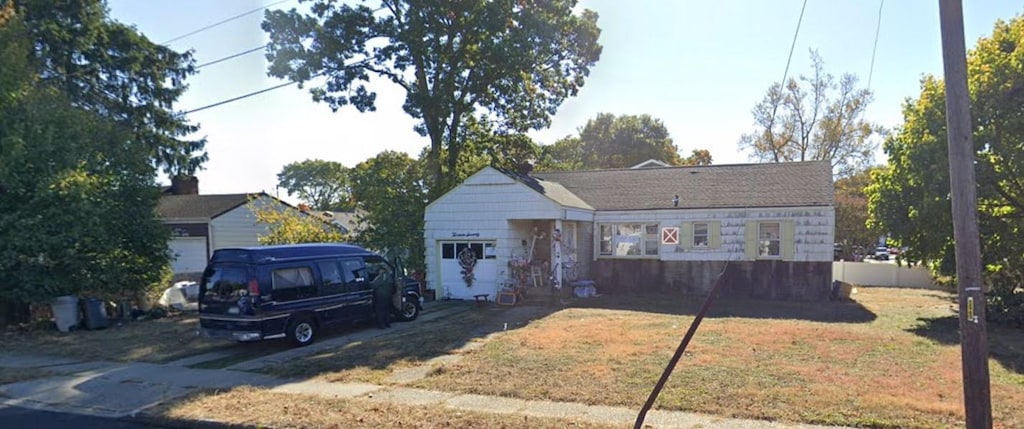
[[571, 280, 598, 298]]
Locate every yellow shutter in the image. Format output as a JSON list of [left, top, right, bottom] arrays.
[[679, 222, 692, 250], [709, 221, 721, 249], [745, 220, 757, 260], [782, 220, 795, 261]]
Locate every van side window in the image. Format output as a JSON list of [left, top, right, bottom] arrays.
[[272, 267, 314, 290], [340, 258, 367, 293], [318, 261, 345, 296]]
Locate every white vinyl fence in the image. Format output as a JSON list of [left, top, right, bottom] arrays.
[[832, 261, 935, 288]]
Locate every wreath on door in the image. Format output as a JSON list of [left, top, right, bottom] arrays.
[[457, 247, 477, 287]]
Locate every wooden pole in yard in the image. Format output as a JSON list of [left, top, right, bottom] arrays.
[[937, 1, 992, 427]]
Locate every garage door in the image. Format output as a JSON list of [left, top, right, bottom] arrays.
[[169, 237, 209, 274], [439, 241, 497, 300]]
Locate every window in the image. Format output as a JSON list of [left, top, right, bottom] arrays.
[[598, 223, 659, 256], [599, 225, 613, 255], [758, 222, 781, 257], [442, 242, 494, 259], [318, 259, 364, 295], [271, 267, 314, 290], [341, 259, 364, 283], [202, 266, 247, 298], [692, 223, 709, 247], [318, 261, 344, 292], [645, 224, 659, 255]]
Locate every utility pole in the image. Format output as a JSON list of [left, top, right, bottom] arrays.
[[937, 1, 992, 428]]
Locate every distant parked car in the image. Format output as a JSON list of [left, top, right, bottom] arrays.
[[874, 246, 889, 261]]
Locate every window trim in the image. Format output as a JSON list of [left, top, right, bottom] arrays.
[[692, 222, 710, 248], [757, 221, 782, 258], [596, 222, 660, 258]]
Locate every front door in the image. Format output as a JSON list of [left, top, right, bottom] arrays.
[[439, 241, 497, 300]]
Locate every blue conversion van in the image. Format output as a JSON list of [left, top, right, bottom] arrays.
[[198, 243, 423, 346]]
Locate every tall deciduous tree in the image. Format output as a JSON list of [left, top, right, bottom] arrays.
[[277, 159, 354, 211], [867, 15, 1024, 324], [834, 167, 881, 259], [262, 0, 602, 195], [739, 51, 878, 178], [577, 113, 681, 168], [349, 151, 429, 270], [250, 199, 346, 245], [15, 0, 206, 175], [681, 149, 713, 166], [443, 116, 541, 187], [537, 113, 709, 170], [537, 135, 585, 171]]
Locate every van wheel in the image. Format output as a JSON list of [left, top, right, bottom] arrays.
[[397, 296, 420, 321], [287, 316, 316, 347]]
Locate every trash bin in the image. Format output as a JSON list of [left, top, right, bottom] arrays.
[[52, 295, 80, 332], [83, 298, 108, 330]]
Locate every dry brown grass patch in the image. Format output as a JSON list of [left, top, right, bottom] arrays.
[[408, 288, 1024, 429], [152, 386, 619, 429]]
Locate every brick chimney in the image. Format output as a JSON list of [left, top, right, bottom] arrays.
[[170, 175, 199, 195], [516, 162, 534, 177]]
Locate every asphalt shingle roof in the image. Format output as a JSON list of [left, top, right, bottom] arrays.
[[157, 193, 256, 220], [530, 161, 833, 211]]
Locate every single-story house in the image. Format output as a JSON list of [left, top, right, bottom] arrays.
[[311, 210, 362, 236], [158, 175, 300, 274], [423, 161, 835, 301]]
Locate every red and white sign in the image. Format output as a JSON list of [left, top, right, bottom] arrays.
[[661, 227, 679, 245]]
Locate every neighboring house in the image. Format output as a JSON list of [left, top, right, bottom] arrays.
[[630, 159, 671, 169], [158, 176, 297, 274], [310, 210, 362, 236], [423, 161, 835, 302]]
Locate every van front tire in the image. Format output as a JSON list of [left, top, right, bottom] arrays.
[[287, 315, 316, 347], [397, 296, 420, 321]]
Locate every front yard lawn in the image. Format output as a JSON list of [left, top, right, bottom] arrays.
[[266, 288, 1024, 429]]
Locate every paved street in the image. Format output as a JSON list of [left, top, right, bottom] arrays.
[[0, 405, 158, 429]]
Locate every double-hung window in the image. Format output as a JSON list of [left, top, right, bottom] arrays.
[[758, 222, 782, 257], [692, 223, 709, 247]]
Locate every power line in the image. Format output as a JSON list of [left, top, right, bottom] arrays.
[[196, 45, 267, 69], [181, 58, 371, 115], [162, 0, 291, 45], [780, 0, 809, 86], [867, 0, 885, 90], [182, 78, 304, 115], [178, 5, 385, 115]]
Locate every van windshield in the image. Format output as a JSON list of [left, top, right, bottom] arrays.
[[202, 265, 248, 299]]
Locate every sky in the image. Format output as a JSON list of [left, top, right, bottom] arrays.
[[105, 0, 1024, 203]]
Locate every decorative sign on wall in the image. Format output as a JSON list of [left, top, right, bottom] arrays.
[[661, 227, 679, 245], [451, 232, 481, 237]]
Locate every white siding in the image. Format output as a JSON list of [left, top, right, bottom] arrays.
[[594, 206, 834, 262], [424, 168, 594, 299], [209, 196, 277, 250]]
